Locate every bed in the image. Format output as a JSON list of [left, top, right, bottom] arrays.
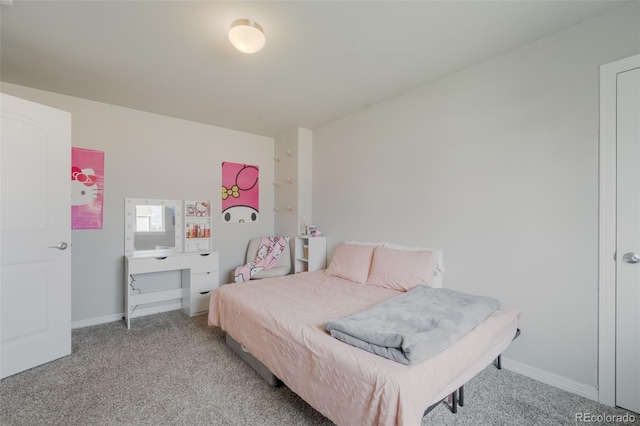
[[208, 242, 520, 425]]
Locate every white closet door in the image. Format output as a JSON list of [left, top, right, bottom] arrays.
[[1, 94, 72, 378], [616, 66, 640, 414]]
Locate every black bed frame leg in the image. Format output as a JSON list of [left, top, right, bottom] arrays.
[[495, 329, 520, 370], [428, 329, 522, 419]]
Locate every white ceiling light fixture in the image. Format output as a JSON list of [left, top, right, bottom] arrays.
[[228, 19, 265, 54]]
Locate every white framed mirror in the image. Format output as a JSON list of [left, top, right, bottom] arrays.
[[125, 198, 183, 256]]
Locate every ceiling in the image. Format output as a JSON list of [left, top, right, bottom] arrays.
[[0, 1, 629, 137]]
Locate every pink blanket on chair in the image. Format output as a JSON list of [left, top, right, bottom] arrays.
[[234, 236, 289, 283]]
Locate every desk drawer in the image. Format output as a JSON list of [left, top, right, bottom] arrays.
[[190, 291, 212, 315], [191, 252, 219, 273], [127, 255, 189, 274], [191, 272, 219, 293]]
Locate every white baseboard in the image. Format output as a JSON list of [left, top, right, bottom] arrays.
[[72, 313, 123, 329], [71, 303, 182, 329], [501, 357, 599, 402]]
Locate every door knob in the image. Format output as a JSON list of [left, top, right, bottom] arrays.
[[48, 242, 68, 250], [622, 252, 640, 264]]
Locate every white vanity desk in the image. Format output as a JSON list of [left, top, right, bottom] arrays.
[[124, 251, 219, 329], [123, 198, 218, 329]]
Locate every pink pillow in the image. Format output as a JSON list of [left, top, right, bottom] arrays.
[[366, 246, 433, 291], [324, 243, 375, 284]]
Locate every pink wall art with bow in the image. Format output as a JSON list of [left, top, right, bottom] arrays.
[[71, 147, 104, 229], [221, 161, 259, 223]]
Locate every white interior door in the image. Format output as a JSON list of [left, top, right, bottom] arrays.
[[1, 93, 72, 379], [616, 66, 640, 414]]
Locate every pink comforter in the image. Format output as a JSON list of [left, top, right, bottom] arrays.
[[208, 271, 519, 426]]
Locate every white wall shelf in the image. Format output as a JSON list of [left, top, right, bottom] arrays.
[[184, 200, 212, 253], [294, 235, 326, 273]]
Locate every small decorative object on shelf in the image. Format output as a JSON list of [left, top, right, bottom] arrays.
[[300, 215, 308, 235], [195, 201, 209, 217], [307, 225, 322, 237], [186, 201, 210, 217]]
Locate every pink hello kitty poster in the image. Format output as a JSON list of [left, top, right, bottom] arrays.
[[221, 161, 259, 223], [71, 147, 104, 229]]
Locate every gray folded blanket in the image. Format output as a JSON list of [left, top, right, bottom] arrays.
[[323, 286, 500, 365]]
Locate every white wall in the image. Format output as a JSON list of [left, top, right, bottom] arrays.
[[274, 127, 313, 239], [0, 82, 274, 325], [312, 4, 639, 390]]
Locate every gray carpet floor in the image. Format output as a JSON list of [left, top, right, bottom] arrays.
[[1, 310, 637, 426]]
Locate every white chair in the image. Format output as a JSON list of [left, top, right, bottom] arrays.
[[244, 237, 291, 279]]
